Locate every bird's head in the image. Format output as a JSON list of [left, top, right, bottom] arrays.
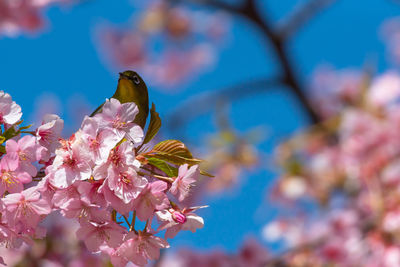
[[115, 70, 149, 128], [119, 70, 146, 86]]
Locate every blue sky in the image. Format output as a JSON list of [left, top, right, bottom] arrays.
[[1, 0, 399, 253]]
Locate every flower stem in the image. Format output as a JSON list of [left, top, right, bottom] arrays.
[[122, 215, 131, 228], [130, 211, 137, 233]]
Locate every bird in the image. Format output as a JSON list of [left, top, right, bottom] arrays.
[[90, 70, 149, 129]]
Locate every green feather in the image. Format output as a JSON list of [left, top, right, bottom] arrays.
[[90, 71, 149, 129]]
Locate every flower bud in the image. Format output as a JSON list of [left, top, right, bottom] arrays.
[[172, 211, 186, 224]]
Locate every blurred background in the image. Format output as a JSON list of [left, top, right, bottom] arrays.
[[3, 0, 400, 266]]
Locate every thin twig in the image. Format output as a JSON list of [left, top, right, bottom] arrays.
[[194, 0, 242, 14], [144, 219, 150, 232], [122, 215, 131, 228], [168, 77, 284, 130], [33, 170, 46, 180], [138, 170, 174, 183], [130, 211, 137, 233], [278, 0, 337, 39], [169, 0, 243, 14], [153, 174, 174, 183]]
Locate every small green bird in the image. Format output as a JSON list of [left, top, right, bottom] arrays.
[[90, 70, 149, 129]]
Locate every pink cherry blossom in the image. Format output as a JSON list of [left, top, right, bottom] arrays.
[[76, 180, 107, 207], [61, 198, 102, 221], [367, 71, 400, 108], [0, 90, 205, 265], [5, 135, 42, 176], [105, 247, 129, 267], [76, 214, 125, 252], [0, 91, 22, 125], [0, 0, 70, 37], [0, 155, 31, 196], [170, 164, 198, 201], [236, 238, 270, 267], [36, 114, 64, 153], [156, 206, 205, 239], [49, 139, 92, 188], [92, 141, 139, 182], [97, 1, 229, 87], [101, 29, 147, 68], [0, 221, 28, 249], [310, 66, 363, 118], [113, 231, 169, 266], [164, 248, 233, 267], [79, 116, 121, 164], [94, 98, 144, 144], [134, 181, 169, 221], [98, 182, 135, 215], [0, 221, 13, 246], [150, 46, 215, 86], [383, 209, 400, 232], [105, 165, 147, 204], [35, 175, 58, 205], [0, 1, 43, 36], [52, 184, 81, 210], [2, 186, 51, 229]]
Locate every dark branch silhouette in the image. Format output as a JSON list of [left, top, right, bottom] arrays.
[[278, 0, 336, 39], [168, 77, 284, 130], [168, 0, 336, 127]]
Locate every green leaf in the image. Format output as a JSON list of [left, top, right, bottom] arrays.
[[143, 103, 161, 145], [2, 123, 32, 142], [200, 169, 214, 177], [146, 152, 202, 166], [0, 145, 6, 154], [153, 140, 193, 159], [19, 124, 33, 131], [147, 157, 178, 177], [149, 140, 202, 166], [3, 126, 18, 140]]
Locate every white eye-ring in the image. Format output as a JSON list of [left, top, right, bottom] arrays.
[[133, 75, 140, 85]]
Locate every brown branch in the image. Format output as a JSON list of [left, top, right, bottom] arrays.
[[169, 0, 322, 124], [32, 170, 46, 181], [194, 0, 243, 14], [238, 1, 321, 124], [278, 0, 337, 39], [167, 76, 284, 130], [169, 0, 244, 14]]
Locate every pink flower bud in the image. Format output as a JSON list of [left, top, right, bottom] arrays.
[[172, 211, 186, 224]]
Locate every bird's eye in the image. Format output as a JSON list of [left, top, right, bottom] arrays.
[[133, 75, 140, 85]]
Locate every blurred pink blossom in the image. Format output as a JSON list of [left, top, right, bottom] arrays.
[[97, 0, 230, 88], [0, 0, 71, 37]]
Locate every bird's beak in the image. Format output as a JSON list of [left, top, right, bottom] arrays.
[[119, 72, 127, 79]]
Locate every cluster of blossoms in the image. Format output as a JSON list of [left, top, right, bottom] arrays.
[[263, 69, 400, 266], [98, 0, 230, 87], [0, 213, 108, 266], [0, 0, 72, 37], [0, 91, 206, 266]]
